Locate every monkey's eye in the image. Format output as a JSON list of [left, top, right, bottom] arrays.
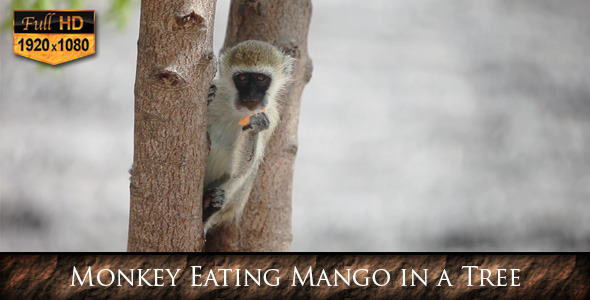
[[256, 74, 267, 81], [237, 74, 247, 81]]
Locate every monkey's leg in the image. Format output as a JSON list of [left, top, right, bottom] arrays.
[[201, 136, 260, 229], [203, 187, 225, 222]]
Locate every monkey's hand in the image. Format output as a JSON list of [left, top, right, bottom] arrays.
[[207, 84, 217, 106], [203, 187, 225, 223], [242, 111, 270, 133]]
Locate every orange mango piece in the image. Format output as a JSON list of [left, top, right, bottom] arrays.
[[238, 109, 268, 126]]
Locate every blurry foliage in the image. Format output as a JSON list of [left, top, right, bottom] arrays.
[[3, 0, 139, 30], [106, 0, 137, 29]]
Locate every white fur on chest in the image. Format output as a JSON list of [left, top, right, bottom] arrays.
[[205, 104, 240, 187]]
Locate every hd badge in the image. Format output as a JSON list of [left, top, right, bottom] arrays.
[[13, 10, 95, 65]]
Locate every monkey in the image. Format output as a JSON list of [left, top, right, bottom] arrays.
[[202, 40, 294, 233]]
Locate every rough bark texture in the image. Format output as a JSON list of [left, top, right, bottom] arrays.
[[205, 0, 313, 251], [2, 255, 589, 299], [128, 0, 217, 252]]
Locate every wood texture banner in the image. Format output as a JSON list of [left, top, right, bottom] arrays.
[[1, 254, 588, 299]]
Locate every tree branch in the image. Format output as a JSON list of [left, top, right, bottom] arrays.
[[128, 0, 217, 252]]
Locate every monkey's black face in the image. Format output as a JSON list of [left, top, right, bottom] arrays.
[[233, 72, 271, 110]]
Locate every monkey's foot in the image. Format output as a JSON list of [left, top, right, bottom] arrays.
[[203, 187, 225, 222], [242, 111, 269, 132]]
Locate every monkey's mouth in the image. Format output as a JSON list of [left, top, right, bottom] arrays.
[[237, 98, 265, 110]]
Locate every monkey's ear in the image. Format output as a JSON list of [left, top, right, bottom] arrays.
[[283, 55, 296, 75]]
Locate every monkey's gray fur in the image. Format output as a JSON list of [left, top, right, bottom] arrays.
[[203, 40, 294, 233]]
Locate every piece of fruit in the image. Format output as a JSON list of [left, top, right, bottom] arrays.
[[238, 109, 268, 126]]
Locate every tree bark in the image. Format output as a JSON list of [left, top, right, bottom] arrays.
[[128, 0, 217, 252], [205, 0, 313, 251]]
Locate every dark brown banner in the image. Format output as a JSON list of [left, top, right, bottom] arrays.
[[1, 254, 588, 299]]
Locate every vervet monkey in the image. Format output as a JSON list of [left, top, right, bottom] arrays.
[[203, 40, 294, 233]]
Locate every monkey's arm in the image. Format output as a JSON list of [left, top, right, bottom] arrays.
[[202, 112, 270, 226], [233, 112, 269, 172]]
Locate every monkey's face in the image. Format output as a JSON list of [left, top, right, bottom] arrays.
[[233, 72, 272, 110]]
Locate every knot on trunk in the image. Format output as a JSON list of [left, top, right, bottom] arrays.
[[155, 68, 186, 88], [174, 10, 206, 31]]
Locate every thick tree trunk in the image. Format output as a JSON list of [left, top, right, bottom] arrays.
[[205, 0, 313, 251], [128, 0, 217, 252]]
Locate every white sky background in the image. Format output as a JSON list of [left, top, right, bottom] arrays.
[[1, 0, 589, 251]]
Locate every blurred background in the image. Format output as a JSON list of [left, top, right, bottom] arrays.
[[1, 0, 589, 251]]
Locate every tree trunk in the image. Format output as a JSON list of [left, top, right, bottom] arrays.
[[128, 0, 217, 252], [205, 0, 313, 251]]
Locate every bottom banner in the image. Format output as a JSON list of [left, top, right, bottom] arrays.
[[1, 254, 588, 299]]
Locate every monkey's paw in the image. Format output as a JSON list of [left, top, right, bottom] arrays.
[[242, 112, 270, 132], [202, 187, 225, 222], [207, 84, 217, 105]]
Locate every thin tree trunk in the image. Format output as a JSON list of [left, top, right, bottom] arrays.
[[205, 0, 313, 251], [128, 0, 217, 252]]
